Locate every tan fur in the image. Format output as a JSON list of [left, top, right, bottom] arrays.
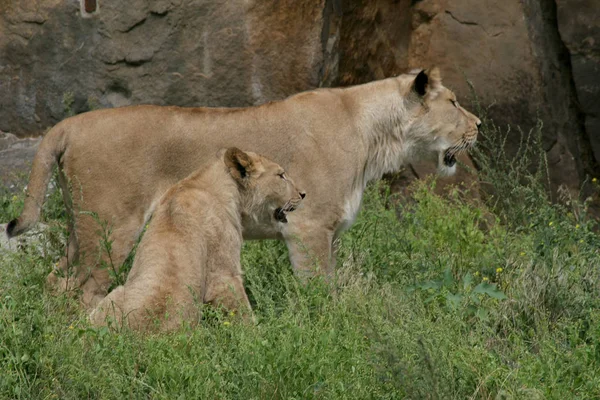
[[7, 68, 480, 307], [89, 148, 304, 331]]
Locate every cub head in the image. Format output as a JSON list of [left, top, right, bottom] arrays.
[[405, 67, 481, 176], [223, 147, 305, 223]]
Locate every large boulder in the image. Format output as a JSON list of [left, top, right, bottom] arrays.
[[556, 0, 600, 172], [1, 0, 598, 197], [0, 0, 325, 135], [334, 0, 596, 195]]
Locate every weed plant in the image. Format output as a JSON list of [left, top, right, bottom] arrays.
[[1, 118, 599, 399]]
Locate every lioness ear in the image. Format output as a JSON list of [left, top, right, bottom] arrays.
[[224, 147, 255, 185], [413, 67, 442, 98]]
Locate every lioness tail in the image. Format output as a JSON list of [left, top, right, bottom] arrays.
[[6, 125, 66, 238]]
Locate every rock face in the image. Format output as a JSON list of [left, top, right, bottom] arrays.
[[0, 0, 598, 196], [0, 131, 40, 190], [0, 0, 324, 134], [556, 0, 600, 171], [335, 0, 597, 195]]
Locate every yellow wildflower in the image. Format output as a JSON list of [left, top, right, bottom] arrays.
[[549, 221, 553, 227], [474, 271, 480, 277], [519, 252, 526, 256], [482, 277, 489, 282], [496, 267, 503, 274], [223, 321, 231, 327], [593, 178, 598, 183], [575, 224, 580, 229], [229, 311, 236, 317], [12, 195, 18, 202], [68, 325, 74, 330], [580, 239, 584, 243]]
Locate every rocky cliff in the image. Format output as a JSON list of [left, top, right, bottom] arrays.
[[0, 0, 598, 194]]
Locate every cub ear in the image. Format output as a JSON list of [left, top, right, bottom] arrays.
[[224, 147, 255, 185], [413, 67, 442, 98]]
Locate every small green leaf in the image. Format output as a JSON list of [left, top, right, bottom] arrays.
[[463, 273, 473, 290], [473, 282, 507, 300], [443, 268, 454, 287], [466, 304, 478, 316], [476, 307, 490, 321], [446, 293, 463, 309], [424, 294, 439, 304]]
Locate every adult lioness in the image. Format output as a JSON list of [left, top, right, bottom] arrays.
[[7, 68, 480, 306], [90, 147, 304, 331]]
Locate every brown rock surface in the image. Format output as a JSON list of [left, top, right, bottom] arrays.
[[0, 0, 325, 135], [335, 0, 597, 196], [556, 0, 600, 168], [1, 0, 598, 197], [0, 131, 41, 190]]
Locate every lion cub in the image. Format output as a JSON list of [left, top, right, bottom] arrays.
[[89, 147, 304, 332]]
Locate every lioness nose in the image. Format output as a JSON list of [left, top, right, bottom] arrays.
[[300, 192, 306, 199]]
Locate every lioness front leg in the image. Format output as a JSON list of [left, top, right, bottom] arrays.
[[284, 227, 335, 281]]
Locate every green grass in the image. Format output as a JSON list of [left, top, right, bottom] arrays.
[[2, 124, 600, 399]]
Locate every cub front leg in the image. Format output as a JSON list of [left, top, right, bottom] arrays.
[[89, 285, 127, 328], [205, 275, 253, 322]]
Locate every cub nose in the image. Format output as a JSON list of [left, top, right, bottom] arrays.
[[299, 192, 306, 199]]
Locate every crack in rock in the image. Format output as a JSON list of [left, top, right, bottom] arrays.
[[445, 10, 503, 38], [118, 16, 147, 33]]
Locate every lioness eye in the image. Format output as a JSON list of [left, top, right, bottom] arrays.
[[450, 99, 458, 107], [278, 173, 286, 179]]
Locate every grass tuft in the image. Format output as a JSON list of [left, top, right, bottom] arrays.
[[1, 119, 600, 398]]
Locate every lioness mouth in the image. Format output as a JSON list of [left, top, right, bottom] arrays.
[[274, 207, 291, 223], [274, 203, 297, 223], [443, 150, 457, 167], [274, 208, 287, 223]]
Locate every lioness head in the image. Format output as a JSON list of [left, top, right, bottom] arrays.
[[224, 147, 305, 223], [404, 67, 481, 176]]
